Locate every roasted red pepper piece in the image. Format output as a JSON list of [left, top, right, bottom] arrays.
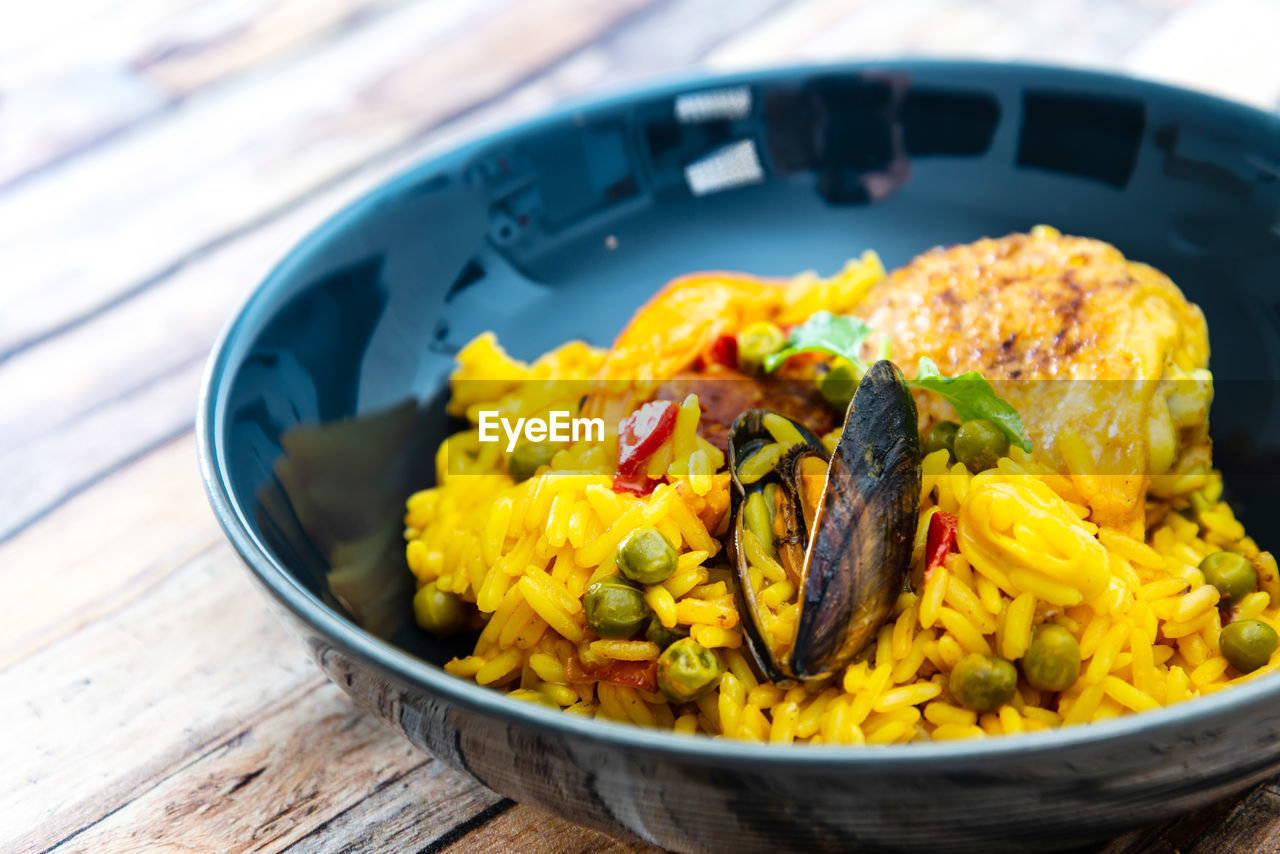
[[616, 400, 678, 476], [566, 656, 658, 692], [925, 511, 958, 576], [698, 334, 739, 370], [595, 659, 658, 691], [611, 471, 662, 495]]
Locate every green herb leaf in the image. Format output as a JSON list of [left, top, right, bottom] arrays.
[[762, 311, 872, 373], [763, 313, 1032, 453], [909, 357, 1033, 452]]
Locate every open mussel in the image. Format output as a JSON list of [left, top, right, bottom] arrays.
[[728, 360, 922, 683]]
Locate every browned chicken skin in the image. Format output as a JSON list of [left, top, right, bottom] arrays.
[[853, 227, 1210, 534]]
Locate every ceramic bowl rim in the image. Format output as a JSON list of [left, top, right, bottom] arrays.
[[198, 58, 1280, 770]]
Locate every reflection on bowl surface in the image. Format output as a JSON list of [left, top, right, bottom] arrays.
[[200, 62, 1280, 852]]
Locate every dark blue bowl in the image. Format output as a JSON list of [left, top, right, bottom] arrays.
[[199, 62, 1280, 852]]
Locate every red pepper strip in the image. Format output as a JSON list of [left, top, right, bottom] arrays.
[[697, 334, 739, 370], [925, 511, 959, 576], [566, 656, 658, 692], [617, 400, 678, 476], [611, 472, 662, 496]]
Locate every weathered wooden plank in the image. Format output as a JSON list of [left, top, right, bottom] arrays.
[[706, 0, 1176, 69], [0, 63, 166, 191], [0, 432, 219, 669], [0, 0, 649, 359], [1, 0, 207, 73], [136, 0, 406, 96], [701, 0, 878, 68], [279, 764, 504, 854], [0, 255, 231, 451], [0, 0, 207, 86], [1097, 786, 1254, 854], [0, 0, 214, 187], [438, 805, 660, 854], [0, 359, 202, 545], [959, 0, 1165, 66], [1099, 779, 1280, 854], [544, 0, 798, 92], [1125, 0, 1280, 111], [0, 0, 407, 190], [1185, 785, 1280, 853], [768, 0, 964, 61], [0, 210, 286, 539], [0, 542, 321, 852], [46, 681, 492, 854]]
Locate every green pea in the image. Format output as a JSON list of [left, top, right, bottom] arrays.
[[508, 440, 558, 482], [645, 617, 687, 649], [584, 579, 651, 639], [616, 527, 679, 585], [737, 321, 788, 373], [1020, 623, 1081, 692], [1199, 551, 1257, 604], [953, 419, 1009, 472], [413, 582, 469, 637], [1220, 619, 1278, 673], [656, 638, 725, 703], [818, 362, 858, 413], [949, 653, 1018, 712], [922, 421, 960, 460]]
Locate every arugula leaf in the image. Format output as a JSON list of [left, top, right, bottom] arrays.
[[761, 311, 872, 373], [911, 357, 1033, 452]]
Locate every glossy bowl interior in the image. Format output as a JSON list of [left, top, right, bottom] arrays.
[[200, 62, 1280, 852]]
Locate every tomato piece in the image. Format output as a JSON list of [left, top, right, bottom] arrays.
[[617, 400, 678, 476], [698, 334, 739, 370], [925, 511, 958, 576], [611, 471, 661, 495], [589, 659, 658, 692], [563, 656, 586, 682], [564, 655, 658, 692]]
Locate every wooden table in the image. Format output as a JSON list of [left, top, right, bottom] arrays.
[[5, 1, 1280, 850]]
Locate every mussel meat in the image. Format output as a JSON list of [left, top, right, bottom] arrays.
[[728, 360, 922, 682]]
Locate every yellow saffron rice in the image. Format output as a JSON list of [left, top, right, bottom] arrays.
[[403, 246, 1279, 744]]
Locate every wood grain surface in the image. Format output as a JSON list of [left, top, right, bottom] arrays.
[[4, 1, 1279, 851]]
